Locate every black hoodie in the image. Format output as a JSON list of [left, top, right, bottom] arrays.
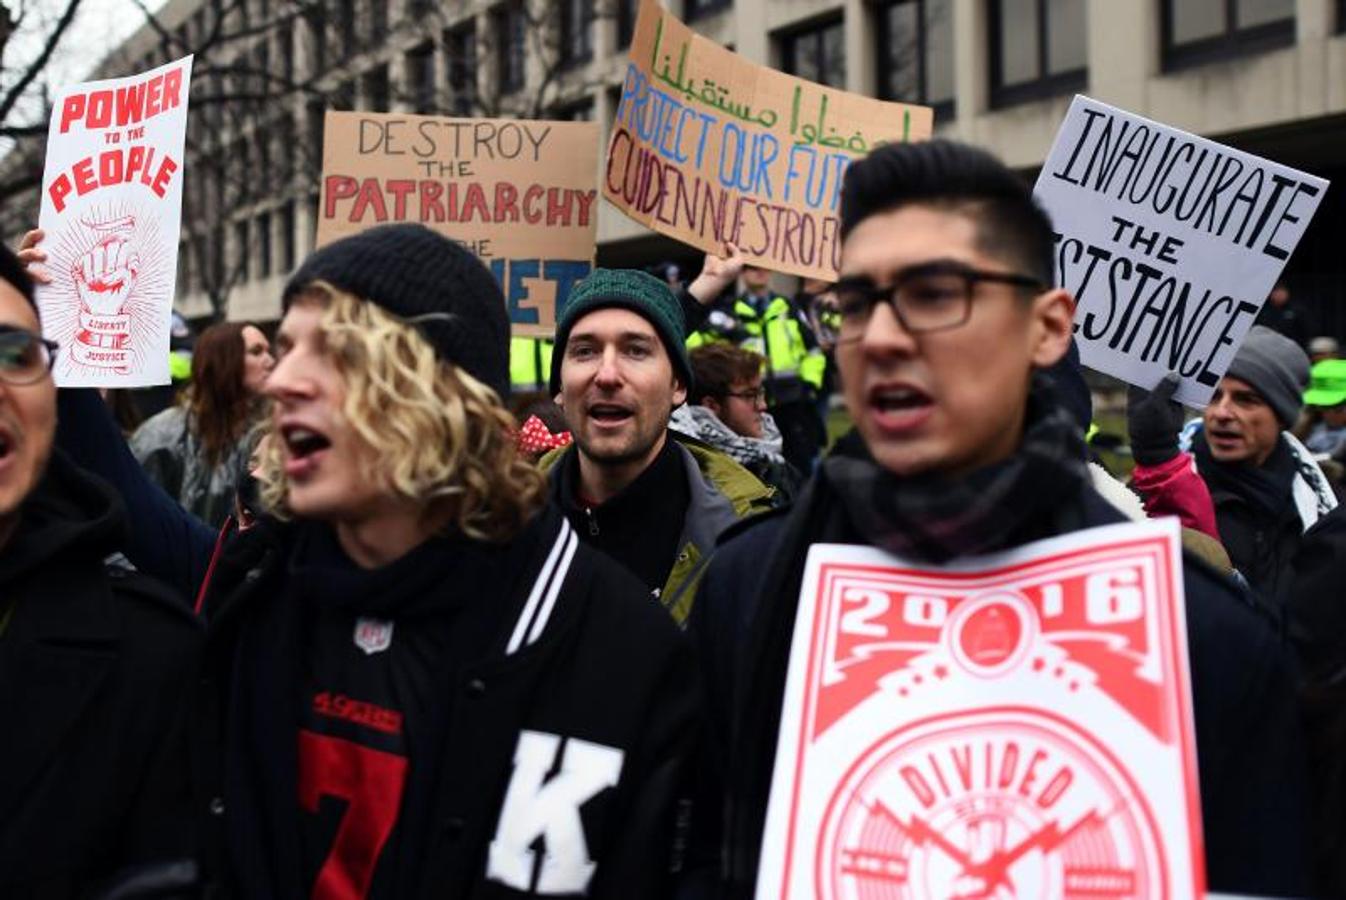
[[0, 450, 203, 897]]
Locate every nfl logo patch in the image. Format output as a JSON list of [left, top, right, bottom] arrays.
[[353, 617, 394, 655]]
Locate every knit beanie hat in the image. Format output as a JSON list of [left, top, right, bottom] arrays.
[[283, 224, 510, 398], [1224, 324, 1310, 428], [548, 268, 691, 395]]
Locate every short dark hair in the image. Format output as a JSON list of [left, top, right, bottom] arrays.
[[839, 140, 1056, 286], [0, 244, 36, 316], [689, 344, 763, 404]]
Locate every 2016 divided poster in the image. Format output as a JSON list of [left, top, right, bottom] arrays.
[[756, 519, 1203, 899]]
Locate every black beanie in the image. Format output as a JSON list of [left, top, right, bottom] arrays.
[[283, 224, 510, 399]]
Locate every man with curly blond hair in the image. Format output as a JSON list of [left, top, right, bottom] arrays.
[[44, 224, 698, 898]]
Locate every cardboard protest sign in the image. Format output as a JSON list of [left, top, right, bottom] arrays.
[[317, 111, 599, 337], [605, 0, 932, 280], [757, 519, 1203, 899], [36, 56, 193, 387], [1035, 96, 1328, 406]]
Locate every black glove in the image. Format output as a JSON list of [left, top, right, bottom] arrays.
[[1127, 373, 1184, 466]]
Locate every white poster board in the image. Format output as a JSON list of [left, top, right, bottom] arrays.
[[756, 519, 1204, 899], [1034, 96, 1327, 407], [36, 56, 193, 387]]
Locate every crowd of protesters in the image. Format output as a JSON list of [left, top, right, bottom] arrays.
[[1, 137, 1344, 899]]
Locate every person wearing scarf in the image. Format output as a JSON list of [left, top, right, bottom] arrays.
[[1130, 327, 1337, 609], [685, 141, 1307, 898]]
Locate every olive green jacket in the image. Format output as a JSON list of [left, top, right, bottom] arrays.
[[539, 434, 775, 625]]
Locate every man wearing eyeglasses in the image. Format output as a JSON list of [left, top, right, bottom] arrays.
[[0, 245, 203, 896], [670, 343, 800, 503], [686, 141, 1307, 897]]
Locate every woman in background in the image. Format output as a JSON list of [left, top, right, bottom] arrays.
[[131, 321, 273, 526]]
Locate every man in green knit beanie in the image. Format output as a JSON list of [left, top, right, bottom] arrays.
[[539, 263, 776, 626]]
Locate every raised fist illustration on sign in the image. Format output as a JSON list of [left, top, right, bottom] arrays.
[[73, 224, 140, 316], [69, 215, 140, 373]]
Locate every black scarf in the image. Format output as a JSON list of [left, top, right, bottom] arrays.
[[822, 379, 1091, 563], [726, 377, 1097, 891], [1194, 432, 1296, 518]]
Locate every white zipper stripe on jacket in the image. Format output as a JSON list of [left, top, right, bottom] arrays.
[[526, 526, 579, 647], [507, 520, 575, 655]]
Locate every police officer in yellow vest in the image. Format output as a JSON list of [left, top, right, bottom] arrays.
[[509, 336, 553, 394], [689, 263, 826, 471]]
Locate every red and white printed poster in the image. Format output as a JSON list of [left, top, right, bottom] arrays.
[[756, 519, 1204, 900], [36, 56, 193, 387]]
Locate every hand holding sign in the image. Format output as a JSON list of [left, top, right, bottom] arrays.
[[74, 232, 140, 316]]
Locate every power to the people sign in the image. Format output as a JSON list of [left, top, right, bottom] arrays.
[[36, 56, 192, 387], [1035, 96, 1328, 407], [605, 0, 932, 280], [756, 519, 1203, 899], [317, 112, 599, 338]]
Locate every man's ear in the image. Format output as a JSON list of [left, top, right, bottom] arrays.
[[671, 374, 688, 408], [1029, 287, 1075, 369], [701, 394, 723, 418]]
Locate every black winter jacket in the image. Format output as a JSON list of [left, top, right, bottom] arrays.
[[690, 476, 1309, 899], [198, 505, 699, 899], [0, 451, 202, 898]]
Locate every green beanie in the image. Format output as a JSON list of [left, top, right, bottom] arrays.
[[548, 268, 692, 395]]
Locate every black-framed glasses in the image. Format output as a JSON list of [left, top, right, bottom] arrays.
[[724, 387, 766, 403], [833, 261, 1045, 341], [0, 328, 59, 385]]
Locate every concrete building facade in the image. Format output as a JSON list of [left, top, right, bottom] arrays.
[[7, 0, 1346, 336]]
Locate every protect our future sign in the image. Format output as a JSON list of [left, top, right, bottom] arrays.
[[604, 0, 933, 281], [36, 56, 193, 387], [317, 111, 599, 338], [1035, 96, 1328, 407], [756, 519, 1204, 900]]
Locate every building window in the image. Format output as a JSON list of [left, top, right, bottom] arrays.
[[552, 97, 594, 120], [233, 219, 250, 280], [305, 6, 327, 75], [779, 16, 845, 89], [368, 0, 388, 39], [1161, 0, 1295, 71], [280, 201, 296, 272], [256, 212, 272, 277], [278, 23, 294, 83], [494, 2, 526, 94], [178, 242, 193, 297], [446, 23, 478, 115], [331, 79, 356, 111], [408, 43, 436, 114], [685, 0, 730, 22], [988, 0, 1086, 108], [617, 0, 637, 48], [306, 101, 325, 167], [876, 0, 954, 118], [1339, 0, 1346, 33], [559, 0, 593, 68], [363, 66, 390, 111], [337, 0, 357, 51], [255, 130, 271, 192]]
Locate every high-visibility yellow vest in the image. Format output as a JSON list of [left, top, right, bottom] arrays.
[[510, 337, 554, 393], [732, 295, 825, 397]]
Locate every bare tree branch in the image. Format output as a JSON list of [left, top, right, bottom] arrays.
[[0, 0, 83, 123]]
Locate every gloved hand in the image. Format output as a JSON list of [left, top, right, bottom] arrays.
[[1127, 373, 1184, 466]]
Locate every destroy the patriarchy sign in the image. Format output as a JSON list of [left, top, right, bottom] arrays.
[[37, 56, 192, 387], [757, 519, 1204, 899], [317, 111, 599, 338], [1035, 96, 1327, 407]]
